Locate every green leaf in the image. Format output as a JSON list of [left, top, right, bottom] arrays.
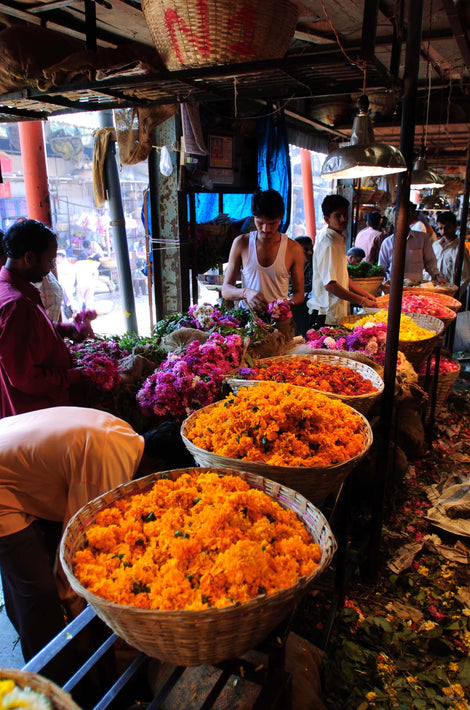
[[459, 657, 470, 684]]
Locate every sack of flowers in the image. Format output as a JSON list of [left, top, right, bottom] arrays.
[[0, 669, 81, 709], [181, 382, 373, 503], [60, 467, 336, 666], [387, 290, 461, 313], [339, 310, 444, 369], [417, 355, 461, 421], [375, 293, 456, 329], [226, 353, 384, 415]]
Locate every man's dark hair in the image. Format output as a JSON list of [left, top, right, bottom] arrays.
[[437, 211, 457, 227], [143, 421, 195, 469], [347, 246, 366, 260], [294, 236, 313, 249], [82, 240, 91, 249], [366, 211, 383, 230], [251, 189, 285, 219], [321, 194, 350, 217], [3, 220, 56, 259]]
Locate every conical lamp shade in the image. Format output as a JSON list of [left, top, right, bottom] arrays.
[[419, 190, 450, 212], [321, 107, 407, 180], [410, 156, 444, 190]]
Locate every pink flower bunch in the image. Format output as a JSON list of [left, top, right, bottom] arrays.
[[417, 355, 460, 376], [266, 299, 292, 322], [137, 332, 243, 419], [73, 309, 98, 340], [306, 322, 388, 364], [69, 339, 129, 392]]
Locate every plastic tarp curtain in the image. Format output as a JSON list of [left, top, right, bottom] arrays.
[[185, 109, 292, 227]]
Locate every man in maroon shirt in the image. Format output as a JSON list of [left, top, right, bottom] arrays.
[[0, 220, 83, 418]]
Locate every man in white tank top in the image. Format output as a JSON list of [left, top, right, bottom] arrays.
[[222, 189, 305, 312]]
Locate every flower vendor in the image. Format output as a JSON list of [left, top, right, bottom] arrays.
[[434, 210, 470, 299], [0, 220, 94, 418], [307, 195, 378, 328], [0, 406, 193, 677], [378, 202, 445, 283], [221, 189, 305, 314]]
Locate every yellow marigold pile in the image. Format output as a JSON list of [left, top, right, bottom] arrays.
[[73, 471, 321, 611], [350, 310, 435, 341], [187, 381, 366, 467]]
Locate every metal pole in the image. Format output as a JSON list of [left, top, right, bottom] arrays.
[[447, 133, 470, 352], [99, 110, 138, 334], [366, 0, 424, 579]]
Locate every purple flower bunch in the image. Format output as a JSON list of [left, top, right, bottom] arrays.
[[306, 322, 388, 364], [69, 339, 129, 392], [137, 332, 243, 419], [266, 299, 292, 323]]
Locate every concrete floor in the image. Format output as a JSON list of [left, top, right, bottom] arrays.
[[0, 590, 24, 670]]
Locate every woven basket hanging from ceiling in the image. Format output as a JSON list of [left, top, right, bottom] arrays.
[[141, 0, 299, 70]]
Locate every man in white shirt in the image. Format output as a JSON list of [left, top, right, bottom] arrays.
[[378, 203, 443, 283], [354, 211, 383, 263], [434, 211, 470, 299], [307, 194, 378, 326]]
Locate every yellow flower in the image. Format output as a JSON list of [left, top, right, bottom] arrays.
[[420, 620, 438, 631], [417, 565, 429, 576], [442, 684, 465, 698], [366, 691, 377, 701], [462, 608, 470, 617], [448, 662, 459, 672]]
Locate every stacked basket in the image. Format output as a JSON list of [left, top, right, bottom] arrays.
[[225, 353, 384, 415], [348, 276, 384, 297], [374, 294, 457, 329], [418, 358, 461, 421], [61, 468, 336, 667], [181, 405, 373, 503]]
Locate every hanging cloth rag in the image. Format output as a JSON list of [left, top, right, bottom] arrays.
[[92, 127, 113, 207]]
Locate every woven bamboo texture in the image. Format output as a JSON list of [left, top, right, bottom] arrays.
[[374, 295, 457, 329], [142, 0, 298, 70], [418, 364, 461, 421], [349, 276, 385, 296], [60, 467, 336, 667], [339, 312, 444, 369], [0, 669, 81, 709], [225, 353, 384, 415], [181, 407, 373, 503], [382, 281, 458, 298]]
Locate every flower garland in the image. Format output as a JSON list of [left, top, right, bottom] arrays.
[[236, 357, 377, 396], [73, 471, 321, 610], [187, 381, 366, 467], [137, 332, 242, 419]]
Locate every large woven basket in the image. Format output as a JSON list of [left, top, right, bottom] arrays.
[[339, 312, 444, 369], [60, 468, 336, 667], [418, 362, 461, 421], [382, 281, 458, 298], [375, 294, 457, 329], [225, 353, 384, 415], [349, 276, 385, 296], [0, 669, 81, 709], [401, 288, 461, 312], [142, 0, 299, 70], [181, 407, 373, 503]]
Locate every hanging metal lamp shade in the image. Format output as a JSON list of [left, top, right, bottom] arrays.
[[321, 95, 407, 180], [410, 156, 444, 190], [419, 189, 450, 212]]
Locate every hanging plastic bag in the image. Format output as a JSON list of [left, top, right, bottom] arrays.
[[159, 146, 173, 176]]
